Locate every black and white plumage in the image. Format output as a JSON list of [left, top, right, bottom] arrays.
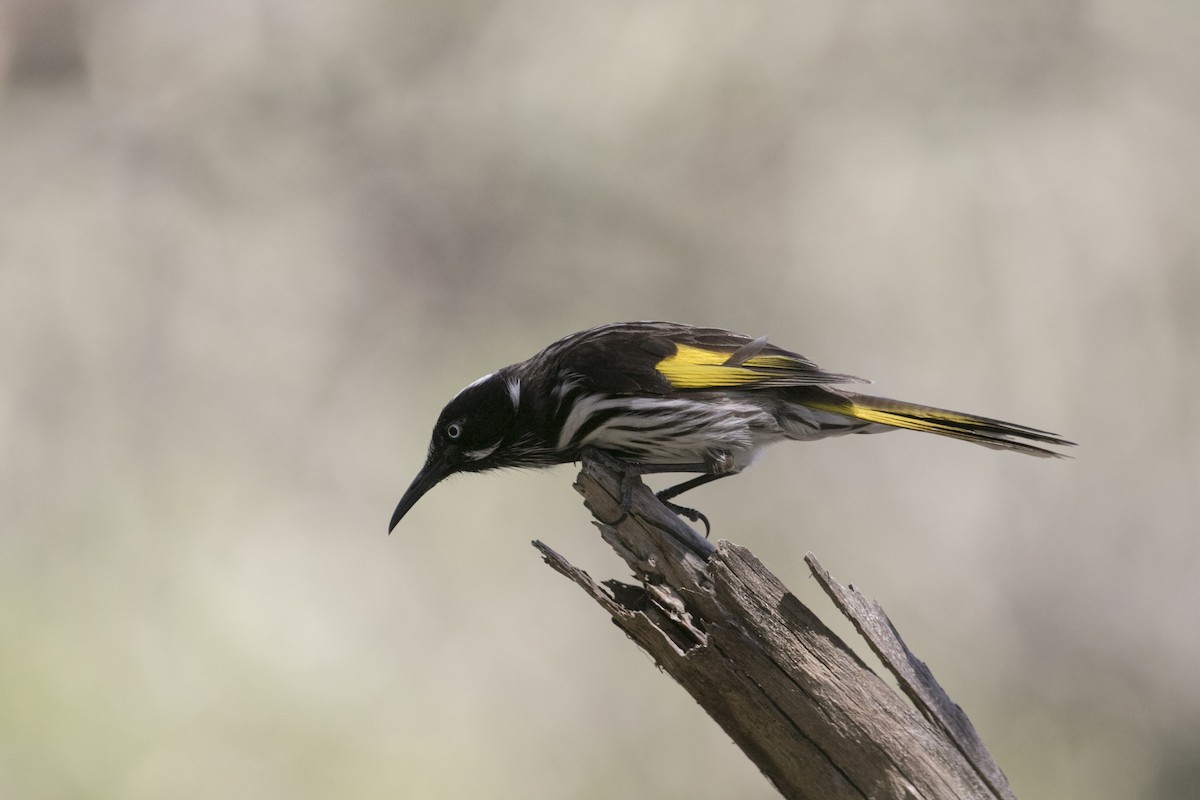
[[389, 321, 1073, 531]]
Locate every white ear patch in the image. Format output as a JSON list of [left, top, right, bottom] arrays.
[[464, 442, 501, 461], [505, 376, 521, 409]]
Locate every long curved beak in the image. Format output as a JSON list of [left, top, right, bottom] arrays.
[[388, 455, 450, 533]]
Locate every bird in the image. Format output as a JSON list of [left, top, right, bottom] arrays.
[[388, 321, 1073, 533]]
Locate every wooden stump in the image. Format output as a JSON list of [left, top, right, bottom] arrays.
[[533, 454, 1017, 800]]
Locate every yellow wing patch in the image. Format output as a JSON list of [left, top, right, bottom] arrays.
[[656, 343, 806, 389]]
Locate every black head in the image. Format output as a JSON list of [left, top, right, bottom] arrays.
[[389, 371, 522, 531]]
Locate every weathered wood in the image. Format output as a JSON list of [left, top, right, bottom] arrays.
[[807, 556, 1017, 800], [533, 455, 1016, 800]]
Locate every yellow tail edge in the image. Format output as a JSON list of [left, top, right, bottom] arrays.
[[811, 394, 1075, 458]]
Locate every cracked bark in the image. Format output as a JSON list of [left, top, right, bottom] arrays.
[[533, 454, 1017, 800]]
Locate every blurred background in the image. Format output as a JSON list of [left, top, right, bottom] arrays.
[[1, 2, 1197, 798]]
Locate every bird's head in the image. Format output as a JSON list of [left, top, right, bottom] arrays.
[[389, 371, 522, 531]]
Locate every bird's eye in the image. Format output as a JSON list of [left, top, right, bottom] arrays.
[[445, 422, 463, 440]]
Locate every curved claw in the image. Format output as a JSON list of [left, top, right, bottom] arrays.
[[659, 498, 712, 538]]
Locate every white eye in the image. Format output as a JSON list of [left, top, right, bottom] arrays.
[[445, 422, 463, 440]]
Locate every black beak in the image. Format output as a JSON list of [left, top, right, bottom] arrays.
[[388, 455, 450, 533]]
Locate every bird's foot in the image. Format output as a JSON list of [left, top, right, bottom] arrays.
[[656, 496, 712, 538], [580, 447, 638, 525], [579, 447, 713, 535]]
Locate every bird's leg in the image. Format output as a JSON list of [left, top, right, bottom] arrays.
[[579, 447, 719, 534], [578, 447, 650, 517], [653, 473, 736, 537], [652, 450, 742, 536]]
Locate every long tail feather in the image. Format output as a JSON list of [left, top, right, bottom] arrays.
[[811, 393, 1075, 458]]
